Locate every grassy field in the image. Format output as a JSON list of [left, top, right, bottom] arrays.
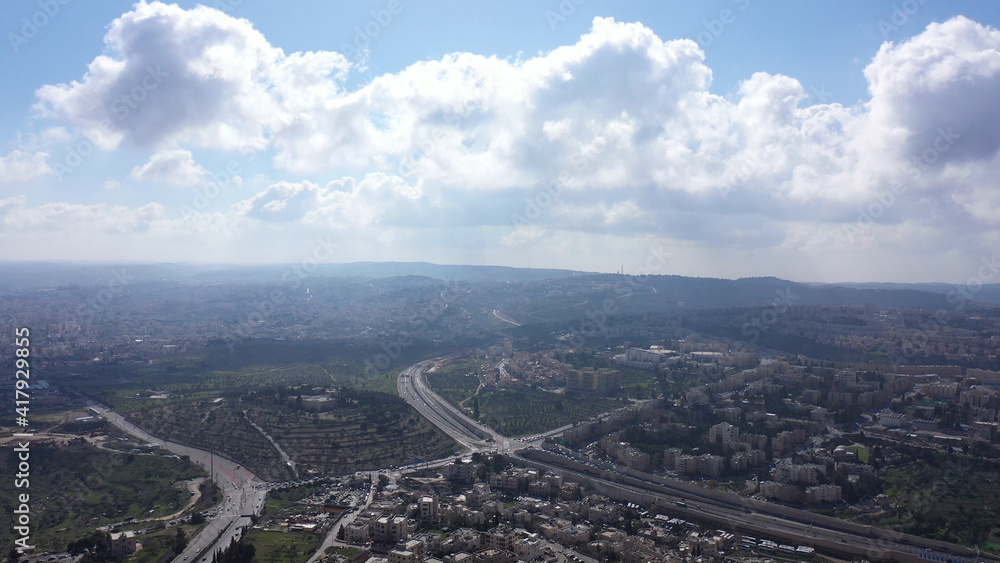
[[872, 456, 1000, 550], [264, 483, 325, 513], [244, 529, 322, 563], [476, 388, 624, 436], [426, 359, 482, 407], [427, 357, 626, 436], [0, 441, 208, 555]]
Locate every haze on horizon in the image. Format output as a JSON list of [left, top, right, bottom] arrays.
[[2, 1, 1000, 284]]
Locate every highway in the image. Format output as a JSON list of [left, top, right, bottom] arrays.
[[394, 360, 996, 563], [397, 360, 508, 451], [519, 449, 994, 562], [87, 403, 266, 563]]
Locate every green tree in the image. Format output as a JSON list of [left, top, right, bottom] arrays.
[[171, 527, 187, 555]]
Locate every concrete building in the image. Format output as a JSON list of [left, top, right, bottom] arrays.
[[109, 531, 137, 558], [345, 520, 370, 544], [482, 526, 514, 551], [567, 367, 622, 395], [374, 515, 409, 545], [418, 496, 439, 524], [805, 484, 842, 504]]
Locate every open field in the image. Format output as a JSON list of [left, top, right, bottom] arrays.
[[476, 388, 624, 436], [868, 456, 1000, 551], [426, 359, 624, 437], [243, 529, 322, 563], [0, 441, 209, 555]]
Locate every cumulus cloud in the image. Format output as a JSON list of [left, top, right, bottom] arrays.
[[233, 173, 423, 227], [34, 0, 350, 152], [0, 199, 164, 233], [0, 150, 53, 183], [27, 5, 1000, 277], [130, 148, 209, 186]]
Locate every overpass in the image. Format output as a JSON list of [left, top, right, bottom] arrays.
[[396, 359, 997, 563]]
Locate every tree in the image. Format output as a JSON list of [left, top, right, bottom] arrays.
[[473, 396, 480, 419], [215, 536, 255, 563], [172, 527, 188, 555]]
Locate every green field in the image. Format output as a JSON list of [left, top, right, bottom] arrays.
[[0, 441, 210, 555], [872, 457, 1000, 550], [244, 529, 322, 563], [427, 358, 626, 436], [476, 388, 624, 436], [426, 359, 482, 407]]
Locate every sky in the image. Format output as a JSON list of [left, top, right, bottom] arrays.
[[1, 1, 1000, 283]]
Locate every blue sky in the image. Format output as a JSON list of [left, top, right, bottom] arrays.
[[2, 1, 1000, 282]]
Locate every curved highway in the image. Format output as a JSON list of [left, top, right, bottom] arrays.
[[87, 403, 266, 563], [397, 360, 507, 451], [395, 359, 996, 563]]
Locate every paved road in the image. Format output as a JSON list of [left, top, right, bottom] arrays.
[[392, 361, 995, 563], [244, 411, 298, 478], [87, 403, 267, 563], [519, 448, 995, 563], [397, 360, 505, 451], [306, 483, 377, 563]]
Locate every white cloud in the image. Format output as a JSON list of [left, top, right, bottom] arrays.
[[233, 173, 424, 228], [25, 7, 1000, 280], [1, 199, 164, 233], [130, 148, 209, 186], [0, 150, 53, 183], [34, 0, 350, 152]]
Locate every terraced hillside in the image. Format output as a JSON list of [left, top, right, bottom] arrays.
[[105, 385, 455, 480]]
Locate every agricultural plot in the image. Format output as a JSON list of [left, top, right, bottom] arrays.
[[475, 388, 624, 436], [99, 374, 457, 480], [427, 357, 628, 437]]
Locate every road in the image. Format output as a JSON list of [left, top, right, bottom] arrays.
[[87, 403, 267, 563], [397, 360, 507, 451], [306, 482, 377, 563], [393, 361, 995, 563], [520, 449, 996, 562], [244, 411, 299, 478]]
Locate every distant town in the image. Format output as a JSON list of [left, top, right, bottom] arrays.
[[2, 263, 1000, 563]]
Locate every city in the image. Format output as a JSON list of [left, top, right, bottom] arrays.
[[4, 1, 1000, 562]]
